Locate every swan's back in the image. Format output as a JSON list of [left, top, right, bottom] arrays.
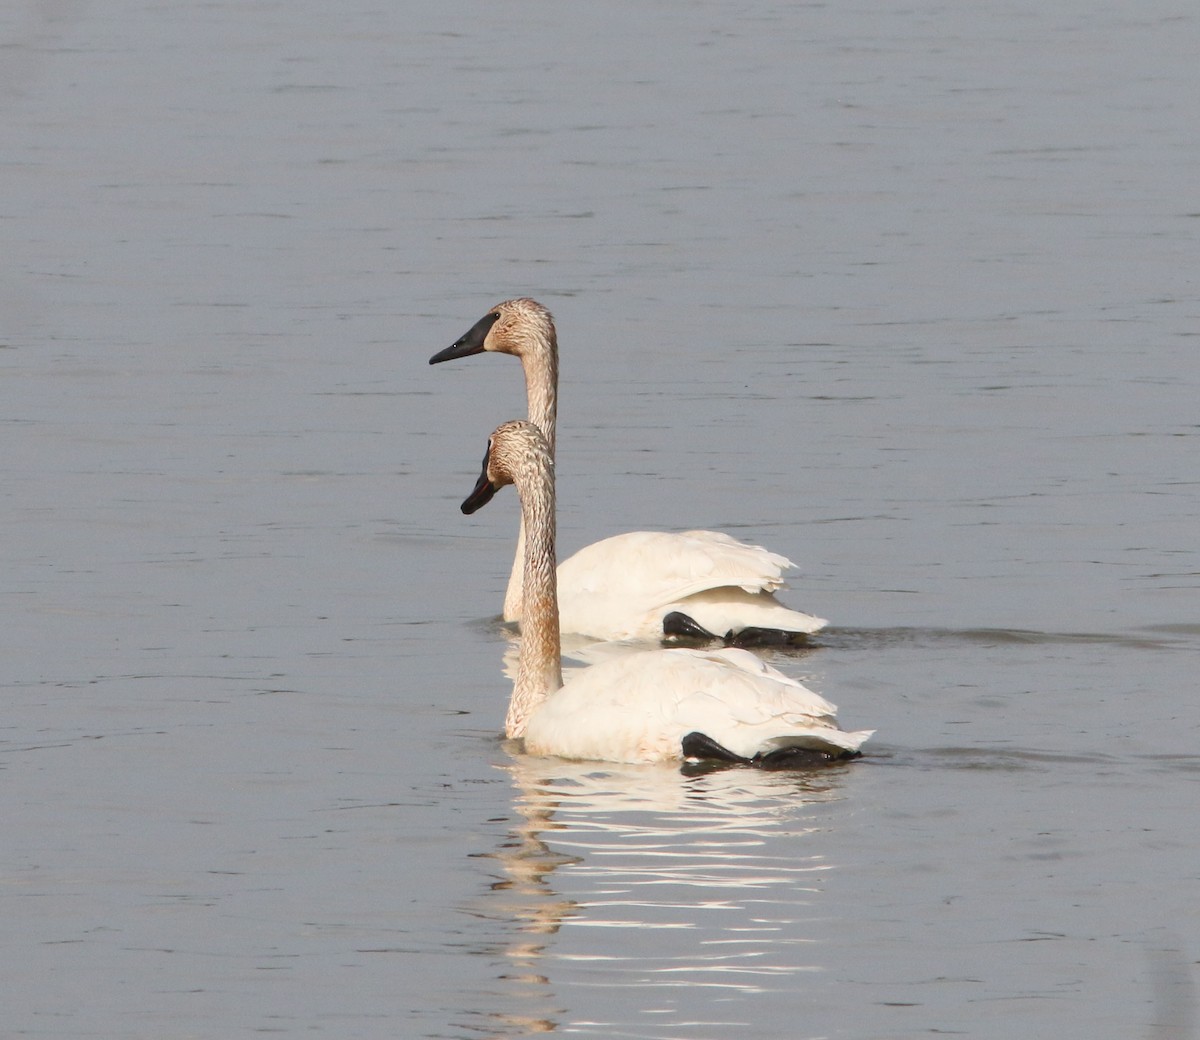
[[554, 530, 825, 641], [522, 646, 872, 765], [560, 530, 791, 595]]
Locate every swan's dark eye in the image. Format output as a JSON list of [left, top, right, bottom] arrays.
[[490, 312, 500, 320]]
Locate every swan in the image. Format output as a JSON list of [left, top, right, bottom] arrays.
[[431, 298, 828, 645], [460, 419, 873, 766]]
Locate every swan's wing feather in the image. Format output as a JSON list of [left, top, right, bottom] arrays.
[[560, 530, 793, 599], [555, 530, 823, 640]]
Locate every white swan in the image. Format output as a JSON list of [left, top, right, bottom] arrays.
[[460, 419, 873, 766], [431, 298, 827, 645]]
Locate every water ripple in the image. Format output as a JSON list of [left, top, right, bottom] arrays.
[[817, 625, 1194, 652], [468, 755, 856, 1036]]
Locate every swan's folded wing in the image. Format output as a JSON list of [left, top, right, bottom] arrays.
[[555, 530, 813, 639], [678, 682, 875, 759], [559, 530, 794, 601], [666, 650, 860, 759]]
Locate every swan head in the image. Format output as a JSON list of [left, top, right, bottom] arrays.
[[461, 419, 552, 516], [430, 298, 555, 365]]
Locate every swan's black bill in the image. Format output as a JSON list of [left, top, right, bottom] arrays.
[[461, 475, 497, 514], [429, 310, 500, 365], [461, 442, 498, 515]]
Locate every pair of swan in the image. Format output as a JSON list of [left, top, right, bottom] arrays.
[[461, 419, 874, 765], [432, 299, 873, 766], [430, 297, 826, 645]]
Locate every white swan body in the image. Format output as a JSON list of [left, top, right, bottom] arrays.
[[432, 298, 827, 644], [461, 420, 872, 766], [524, 644, 868, 763]]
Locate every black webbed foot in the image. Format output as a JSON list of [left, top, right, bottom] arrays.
[[681, 731, 750, 764], [751, 746, 861, 770], [725, 626, 817, 649], [682, 731, 861, 773], [662, 611, 720, 643]]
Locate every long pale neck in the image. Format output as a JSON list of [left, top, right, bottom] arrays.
[[505, 451, 562, 739], [504, 328, 559, 622], [524, 334, 557, 456], [502, 522, 526, 623]]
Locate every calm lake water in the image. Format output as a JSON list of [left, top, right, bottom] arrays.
[[4, 1, 1197, 1037]]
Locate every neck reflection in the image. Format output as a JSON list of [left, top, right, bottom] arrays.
[[472, 743, 856, 1039]]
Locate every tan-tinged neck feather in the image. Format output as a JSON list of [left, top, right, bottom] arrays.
[[505, 431, 563, 739], [502, 522, 526, 623], [503, 305, 558, 622], [522, 322, 558, 456]]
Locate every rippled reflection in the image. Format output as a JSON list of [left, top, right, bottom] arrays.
[[471, 749, 857, 1038]]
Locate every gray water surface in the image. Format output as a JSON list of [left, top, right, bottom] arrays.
[[4, 1, 1197, 1037]]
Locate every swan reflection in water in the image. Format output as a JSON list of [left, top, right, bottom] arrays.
[[468, 743, 858, 1039]]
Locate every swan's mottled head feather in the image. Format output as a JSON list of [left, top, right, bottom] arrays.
[[460, 420, 553, 515], [431, 298, 555, 366]]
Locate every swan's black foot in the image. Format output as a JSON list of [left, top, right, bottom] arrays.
[[662, 611, 719, 643], [752, 746, 861, 770], [681, 731, 860, 773], [681, 731, 748, 764], [725, 626, 816, 649]]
